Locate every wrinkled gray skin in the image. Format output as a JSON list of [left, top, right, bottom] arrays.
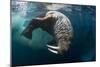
[[22, 11, 73, 54]]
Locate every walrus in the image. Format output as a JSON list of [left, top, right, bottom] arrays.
[[21, 11, 73, 54]]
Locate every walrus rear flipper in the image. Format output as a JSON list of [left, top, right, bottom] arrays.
[[21, 19, 40, 39], [21, 27, 32, 39]]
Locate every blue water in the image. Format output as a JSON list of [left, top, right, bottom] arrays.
[[11, 1, 96, 66]]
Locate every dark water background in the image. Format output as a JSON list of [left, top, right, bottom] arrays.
[[11, 1, 96, 66]]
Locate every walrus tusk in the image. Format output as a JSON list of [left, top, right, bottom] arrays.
[[48, 48, 58, 54], [47, 45, 60, 50]]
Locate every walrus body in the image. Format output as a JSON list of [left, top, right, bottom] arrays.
[[22, 11, 73, 54]]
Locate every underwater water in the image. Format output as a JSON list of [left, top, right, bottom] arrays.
[[11, 1, 96, 66]]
